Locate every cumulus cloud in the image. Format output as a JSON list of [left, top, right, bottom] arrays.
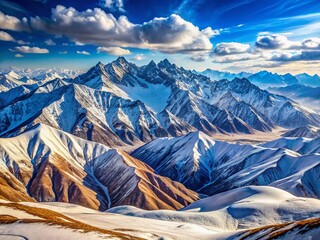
[[270, 51, 320, 62], [11, 46, 49, 54], [212, 53, 260, 63], [97, 46, 131, 55], [301, 38, 320, 49], [0, 30, 15, 41], [213, 42, 250, 55], [190, 54, 207, 62], [59, 51, 68, 54], [201, 27, 220, 38], [132, 54, 146, 61], [45, 39, 56, 46], [14, 53, 23, 58], [76, 50, 90, 55], [254, 34, 320, 63], [255, 34, 300, 50], [30, 5, 213, 54], [0, 11, 29, 31], [17, 40, 29, 44], [100, 0, 125, 12]]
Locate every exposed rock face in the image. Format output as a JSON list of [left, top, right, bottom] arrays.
[[132, 131, 320, 198], [0, 124, 198, 210], [1, 57, 320, 148]]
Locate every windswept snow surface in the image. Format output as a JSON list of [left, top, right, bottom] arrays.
[[116, 78, 172, 113], [109, 186, 320, 230], [17, 201, 224, 240]]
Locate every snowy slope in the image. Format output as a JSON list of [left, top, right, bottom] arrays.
[[0, 123, 198, 210], [0, 71, 40, 92], [2, 57, 320, 147], [282, 126, 320, 138], [132, 131, 320, 198], [0, 67, 82, 81], [109, 186, 320, 230], [235, 217, 320, 240], [198, 69, 251, 81], [2, 196, 319, 240], [248, 71, 298, 88], [0, 79, 169, 146], [269, 84, 320, 111], [0, 200, 143, 240]]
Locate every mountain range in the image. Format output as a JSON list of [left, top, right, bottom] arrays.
[[199, 68, 320, 88], [132, 131, 320, 198], [1, 57, 320, 239], [0, 123, 198, 210], [1, 57, 319, 149]]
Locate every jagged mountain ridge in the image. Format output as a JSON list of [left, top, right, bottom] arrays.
[[132, 131, 320, 198], [1, 57, 320, 148], [0, 67, 82, 81], [198, 68, 252, 81], [282, 126, 320, 138], [70, 57, 320, 133], [200, 68, 320, 89], [0, 123, 198, 210]]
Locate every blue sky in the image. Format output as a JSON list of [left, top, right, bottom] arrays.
[[0, 0, 319, 74]]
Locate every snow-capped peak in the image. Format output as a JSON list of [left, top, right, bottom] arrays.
[[5, 70, 21, 80], [158, 58, 172, 69]]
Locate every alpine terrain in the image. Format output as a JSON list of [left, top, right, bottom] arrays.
[[0, 58, 319, 240]]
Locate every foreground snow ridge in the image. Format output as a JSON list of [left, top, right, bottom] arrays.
[[109, 186, 320, 230]]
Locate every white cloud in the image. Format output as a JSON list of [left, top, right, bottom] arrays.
[[45, 39, 56, 46], [59, 51, 68, 54], [213, 42, 250, 55], [212, 53, 261, 63], [97, 46, 131, 55], [190, 54, 207, 62], [255, 34, 300, 49], [100, 0, 125, 12], [75, 41, 85, 46], [201, 27, 220, 38], [14, 53, 23, 58], [30, 5, 213, 54], [132, 54, 146, 61], [17, 40, 29, 44], [12, 46, 49, 54], [0, 11, 29, 31], [76, 50, 90, 55], [270, 50, 320, 62], [0, 30, 15, 41], [301, 38, 320, 49]]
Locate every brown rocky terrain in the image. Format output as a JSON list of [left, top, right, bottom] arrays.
[[0, 123, 198, 210]]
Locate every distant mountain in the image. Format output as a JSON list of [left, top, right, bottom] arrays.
[[0, 123, 198, 210], [247, 71, 320, 89], [71, 57, 320, 131], [197, 69, 251, 81], [269, 84, 320, 111], [132, 131, 320, 198], [296, 73, 320, 87], [261, 136, 320, 155], [0, 67, 82, 82], [248, 70, 299, 88], [269, 84, 320, 99], [0, 71, 40, 92], [282, 125, 320, 138]]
